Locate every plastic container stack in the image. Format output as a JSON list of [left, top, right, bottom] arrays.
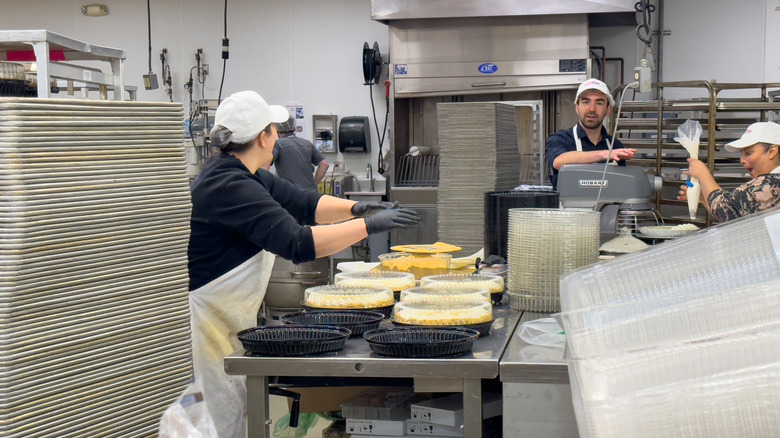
[[559, 209, 780, 438], [483, 189, 558, 260], [507, 209, 600, 312]]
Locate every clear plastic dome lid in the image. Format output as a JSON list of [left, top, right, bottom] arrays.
[[304, 285, 394, 309], [420, 273, 505, 293], [334, 271, 416, 292], [399, 286, 490, 304], [392, 300, 493, 326]]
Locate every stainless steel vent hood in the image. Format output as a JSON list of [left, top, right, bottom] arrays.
[[375, 0, 635, 97], [388, 15, 589, 97], [371, 0, 637, 21]]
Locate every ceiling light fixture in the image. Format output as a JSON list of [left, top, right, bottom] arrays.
[[82, 4, 109, 17]]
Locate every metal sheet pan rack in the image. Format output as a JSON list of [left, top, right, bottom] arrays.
[[0, 29, 127, 100], [610, 80, 780, 226]]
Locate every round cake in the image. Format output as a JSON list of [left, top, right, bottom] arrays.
[[378, 252, 451, 280], [304, 285, 394, 309], [420, 273, 505, 293], [392, 301, 493, 326], [334, 271, 416, 292], [399, 286, 490, 304]]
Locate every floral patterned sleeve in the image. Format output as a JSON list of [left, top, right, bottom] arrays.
[[707, 174, 780, 222]]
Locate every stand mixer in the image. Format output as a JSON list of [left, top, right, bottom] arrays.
[[557, 164, 664, 237]]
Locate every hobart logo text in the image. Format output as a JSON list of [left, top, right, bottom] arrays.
[[579, 180, 608, 188]]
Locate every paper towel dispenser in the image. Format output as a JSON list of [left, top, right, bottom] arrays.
[[338, 116, 371, 153]]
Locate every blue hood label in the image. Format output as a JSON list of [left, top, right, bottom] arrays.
[[478, 63, 498, 74]]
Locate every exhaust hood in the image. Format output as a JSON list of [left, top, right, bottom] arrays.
[[371, 0, 637, 21], [375, 0, 635, 97], [388, 15, 589, 97]]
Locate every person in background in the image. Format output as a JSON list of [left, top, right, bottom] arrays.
[[677, 121, 780, 222], [186, 90, 419, 438], [545, 78, 637, 189], [272, 114, 329, 191]]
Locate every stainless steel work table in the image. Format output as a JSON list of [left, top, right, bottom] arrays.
[[225, 302, 522, 438], [500, 312, 578, 437], [500, 312, 569, 384]]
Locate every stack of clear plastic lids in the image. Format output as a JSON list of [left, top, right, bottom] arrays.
[[420, 273, 505, 294], [399, 285, 491, 304], [303, 285, 394, 310], [333, 271, 416, 292], [507, 209, 600, 312], [558, 209, 780, 437]]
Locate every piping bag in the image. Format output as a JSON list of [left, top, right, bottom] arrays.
[[674, 120, 702, 220]]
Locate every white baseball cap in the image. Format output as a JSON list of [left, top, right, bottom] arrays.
[[209, 91, 289, 146], [725, 122, 780, 152], [575, 78, 615, 107]]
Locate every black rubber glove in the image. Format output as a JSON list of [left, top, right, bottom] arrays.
[[351, 201, 398, 217], [364, 208, 420, 234]]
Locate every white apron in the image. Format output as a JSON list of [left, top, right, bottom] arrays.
[[188, 250, 276, 438], [574, 124, 617, 164]]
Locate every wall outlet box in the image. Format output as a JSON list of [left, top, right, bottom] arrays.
[[634, 65, 651, 93], [143, 72, 159, 90]]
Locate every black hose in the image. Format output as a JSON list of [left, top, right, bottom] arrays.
[[634, 0, 656, 46], [218, 0, 229, 103], [146, 0, 152, 72]]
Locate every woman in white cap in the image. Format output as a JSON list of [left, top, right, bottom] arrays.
[[185, 90, 418, 438], [678, 121, 780, 222]]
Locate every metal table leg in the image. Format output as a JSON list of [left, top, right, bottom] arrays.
[[463, 378, 483, 437], [246, 376, 270, 438]]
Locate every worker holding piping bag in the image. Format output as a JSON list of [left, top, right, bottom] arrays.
[[677, 121, 780, 222], [674, 120, 703, 220]]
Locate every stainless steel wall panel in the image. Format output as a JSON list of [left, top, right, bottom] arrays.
[[389, 15, 590, 97]]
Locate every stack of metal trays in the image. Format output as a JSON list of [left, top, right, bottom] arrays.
[[437, 102, 522, 254], [0, 98, 192, 437]]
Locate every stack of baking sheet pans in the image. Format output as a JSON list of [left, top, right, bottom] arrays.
[[436, 102, 522, 254], [0, 98, 192, 437]]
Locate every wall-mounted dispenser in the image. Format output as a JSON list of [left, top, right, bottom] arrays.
[[338, 116, 371, 153], [313, 114, 338, 153]]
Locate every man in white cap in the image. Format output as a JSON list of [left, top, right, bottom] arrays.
[[184, 90, 419, 438], [545, 78, 636, 189], [678, 121, 780, 222]]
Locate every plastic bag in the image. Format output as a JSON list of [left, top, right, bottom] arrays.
[[159, 381, 219, 438], [272, 412, 320, 438], [674, 120, 703, 219], [517, 317, 565, 348], [674, 119, 702, 157]]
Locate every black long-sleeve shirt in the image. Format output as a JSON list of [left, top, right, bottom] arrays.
[[188, 151, 322, 290]]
